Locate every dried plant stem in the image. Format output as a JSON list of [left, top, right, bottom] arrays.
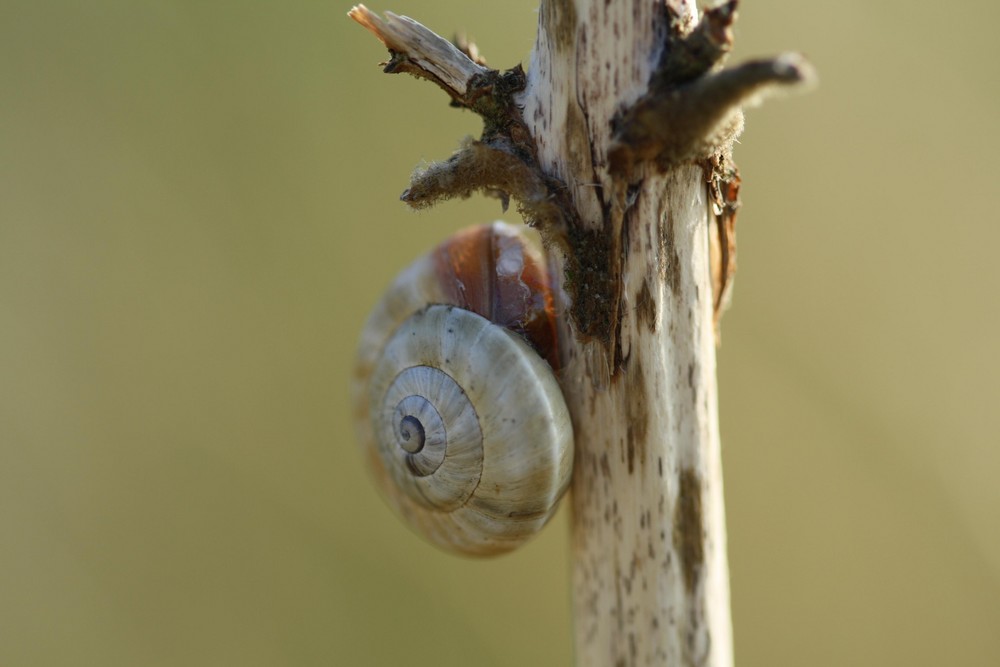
[[349, 2, 812, 664]]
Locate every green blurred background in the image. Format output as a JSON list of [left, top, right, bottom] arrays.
[[2, 1, 998, 665]]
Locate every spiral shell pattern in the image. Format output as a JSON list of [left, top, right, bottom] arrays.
[[353, 223, 573, 556]]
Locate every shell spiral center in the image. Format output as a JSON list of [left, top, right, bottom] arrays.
[[376, 364, 484, 512]]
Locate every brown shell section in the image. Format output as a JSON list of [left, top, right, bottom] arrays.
[[432, 223, 560, 370]]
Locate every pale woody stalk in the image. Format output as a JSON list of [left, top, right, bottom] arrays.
[[350, 2, 812, 665]]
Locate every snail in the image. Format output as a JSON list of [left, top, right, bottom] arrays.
[[353, 222, 573, 556]]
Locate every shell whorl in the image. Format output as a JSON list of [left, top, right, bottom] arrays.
[[377, 361, 483, 512], [353, 223, 573, 556]]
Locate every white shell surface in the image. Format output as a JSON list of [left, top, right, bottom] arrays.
[[352, 224, 573, 556], [365, 305, 573, 556]]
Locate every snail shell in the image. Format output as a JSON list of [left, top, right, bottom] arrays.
[[353, 222, 573, 556]]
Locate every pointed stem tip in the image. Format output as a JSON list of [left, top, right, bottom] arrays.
[[348, 5, 489, 98]]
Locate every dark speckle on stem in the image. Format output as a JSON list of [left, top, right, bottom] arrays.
[[673, 468, 705, 593]]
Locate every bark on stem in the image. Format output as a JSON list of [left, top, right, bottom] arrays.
[[523, 4, 728, 663], [349, 2, 812, 665], [523, 4, 808, 663]]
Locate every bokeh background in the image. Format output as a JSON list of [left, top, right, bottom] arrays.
[[2, 0, 998, 665]]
